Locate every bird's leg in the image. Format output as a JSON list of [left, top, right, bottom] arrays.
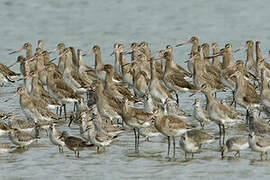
[[59, 106, 62, 117], [167, 136, 171, 157], [64, 104, 67, 120], [134, 128, 137, 153], [173, 136, 176, 158], [175, 92, 179, 106], [103, 146, 106, 152], [222, 124, 225, 146], [97, 146, 100, 154], [230, 91, 235, 106], [234, 151, 239, 158], [73, 102, 76, 112], [77, 151, 80, 158], [265, 152, 268, 160], [56, 107, 59, 115], [200, 122, 204, 129], [86, 91, 89, 102], [192, 153, 194, 159], [185, 152, 187, 159], [260, 152, 263, 161], [45, 129, 48, 136], [137, 129, 140, 153], [218, 124, 222, 147], [246, 109, 249, 123]]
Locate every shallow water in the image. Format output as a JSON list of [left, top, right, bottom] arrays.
[[1, 0, 270, 179]]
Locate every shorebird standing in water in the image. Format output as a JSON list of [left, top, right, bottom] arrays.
[[9, 129, 39, 147], [221, 136, 249, 159], [248, 131, 270, 160], [59, 131, 93, 157]]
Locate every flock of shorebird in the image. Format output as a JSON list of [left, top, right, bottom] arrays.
[[0, 37, 270, 160]]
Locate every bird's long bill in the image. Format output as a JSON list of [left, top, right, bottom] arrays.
[[110, 48, 119, 56], [50, 57, 57, 62], [58, 132, 64, 139], [205, 53, 221, 59], [38, 67, 47, 73], [230, 71, 237, 78], [9, 47, 24, 55], [17, 74, 31, 82], [93, 67, 104, 72], [122, 63, 130, 68], [124, 48, 133, 55], [25, 56, 35, 62], [82, 49, 93, 57], [123, 58, 137, 68], [48, 47, 59, 54], [148, 114, 154, 120], [185, 56, 195, 63], [234, 45, 248, 53], [209, 44, 214, 50], [50, 52, 66, 62], [227, 63, 236, 69], [4, 91, 19, 102], [8, 61, 18, 68], [189, 89, 201, 97], [175, 40, 192, 47], [152, 53, 163, 61], [264, 53, 270, 60]]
